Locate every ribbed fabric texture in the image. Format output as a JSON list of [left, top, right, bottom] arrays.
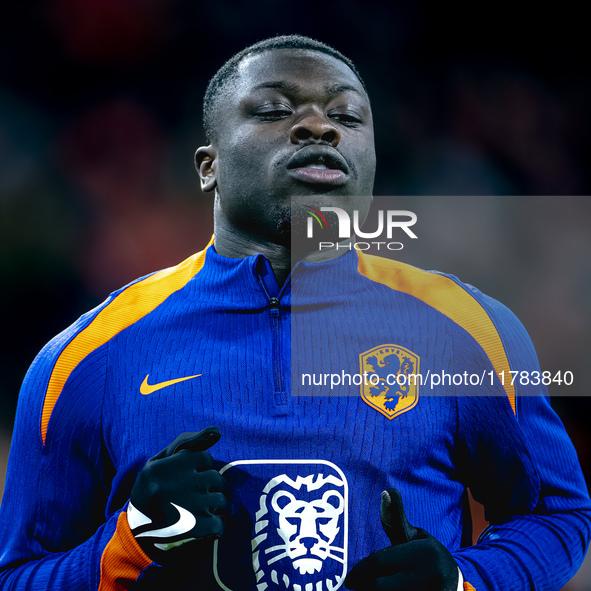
[[98, 512, 152, 591], [0, 245, 589, 590]]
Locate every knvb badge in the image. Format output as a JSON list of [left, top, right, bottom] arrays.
[[359, 344, 420, 419], [304, 206, 418, 251]]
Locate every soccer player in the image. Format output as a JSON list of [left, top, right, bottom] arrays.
[[1, 35, 589, 591]]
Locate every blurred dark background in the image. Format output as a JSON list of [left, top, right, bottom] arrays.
[[1, 1, 590, 587]]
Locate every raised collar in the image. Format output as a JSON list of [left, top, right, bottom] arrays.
[[191, 243, 364, 310]]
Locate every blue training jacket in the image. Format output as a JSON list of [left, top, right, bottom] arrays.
[[1, 242, 589, 590]]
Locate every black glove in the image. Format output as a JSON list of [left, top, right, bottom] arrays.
[[127, 426, 229, 565], [344, 488, 460, 591]]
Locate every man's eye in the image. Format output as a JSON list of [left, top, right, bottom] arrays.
[[254, 108, 292, 121], [329, 113, 362, 126]]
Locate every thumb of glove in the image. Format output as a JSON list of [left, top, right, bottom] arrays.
[[380, 488, 419, 546]]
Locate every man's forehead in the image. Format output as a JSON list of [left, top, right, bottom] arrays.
[[235, 48, 366, 97]]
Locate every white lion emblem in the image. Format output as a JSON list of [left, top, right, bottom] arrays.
[[253, 473, 346, 591]]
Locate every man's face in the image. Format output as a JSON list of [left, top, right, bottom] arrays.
[[199, 48, 376, 247]]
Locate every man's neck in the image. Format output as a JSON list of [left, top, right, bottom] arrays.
[[213, 224, 354, 287]]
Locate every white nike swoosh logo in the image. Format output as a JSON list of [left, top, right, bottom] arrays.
[[133, 502, 196, 539]]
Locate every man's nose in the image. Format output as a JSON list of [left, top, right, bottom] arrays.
[[290, 111, 340, 146]]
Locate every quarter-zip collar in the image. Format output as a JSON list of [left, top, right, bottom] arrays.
[[190, 243, 364, 311]]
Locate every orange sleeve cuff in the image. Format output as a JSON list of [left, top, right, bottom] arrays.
[[464, 583, 477, 590], [98, 511, 153, 591]]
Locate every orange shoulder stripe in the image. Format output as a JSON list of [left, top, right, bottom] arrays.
[[98, 511, 153, 590], [357, 252, 516, 414], [41, 242, 212, 445]]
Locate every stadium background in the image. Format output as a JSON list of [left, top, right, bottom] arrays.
[[1, 1, 590, 588]]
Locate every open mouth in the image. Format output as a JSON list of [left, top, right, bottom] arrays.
[[286, 147, 349, 186]]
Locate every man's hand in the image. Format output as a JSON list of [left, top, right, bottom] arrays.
[[344, 488, 460, 591], [127, 426, 229, 565]]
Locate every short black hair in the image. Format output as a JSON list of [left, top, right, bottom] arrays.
[[202, 34, 367, 143]]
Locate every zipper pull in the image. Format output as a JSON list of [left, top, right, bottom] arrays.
[[269, 297, 280, 317]]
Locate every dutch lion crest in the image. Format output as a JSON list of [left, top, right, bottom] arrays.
[[359, 344, 420, 419]]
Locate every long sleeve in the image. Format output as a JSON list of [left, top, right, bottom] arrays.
[[452, 291, 591, 590], [0, 246, 213, 590], [0, 302, 153, 590]]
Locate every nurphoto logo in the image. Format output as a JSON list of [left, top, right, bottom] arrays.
[[305, 206, 418, 251]]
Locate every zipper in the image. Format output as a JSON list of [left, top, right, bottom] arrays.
[[268, 296, 284, 396], [256, 261, 290, 408]]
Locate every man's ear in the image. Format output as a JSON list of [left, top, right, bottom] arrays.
[[195, 145, 218, 193]]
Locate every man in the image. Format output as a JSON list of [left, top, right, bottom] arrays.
[[0, 35, 589, 591]]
